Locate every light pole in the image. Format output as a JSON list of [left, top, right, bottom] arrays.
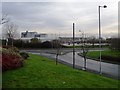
[[73, 23, 75, 68], [98, 5, 107, 75]]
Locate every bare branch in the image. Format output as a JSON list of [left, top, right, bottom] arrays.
[[3, 22, 18, 39], [1, 14, 10, 24]]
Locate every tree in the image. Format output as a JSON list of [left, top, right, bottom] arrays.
[[109, 38, 120, 51], [41, 41, 52, 48], [51, 39, 61, 65], [80, 33, 89, 70], [3, 22, 18, 46], [1, 14, 10, 46], [30, 38, 39, 43], [1, 14, 9, 24]]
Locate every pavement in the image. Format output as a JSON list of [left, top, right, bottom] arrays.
[[21, 49, 120, 80]]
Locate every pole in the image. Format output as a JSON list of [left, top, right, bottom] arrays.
[[99, 6, 102, 75], [55, 34, 59, 65], [6, 38, 8, 46], [56, 54, 58, 65], [73, 23, 75, 68], [83, 33, 86, 70]]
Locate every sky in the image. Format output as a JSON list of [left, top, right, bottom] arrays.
[[1, 0, 119, 38]]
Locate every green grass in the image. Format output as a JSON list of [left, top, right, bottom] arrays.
[[3, 54, 119, 88], [87, 50, 120, 59], [63, 45, 81, 48], [63, 45, 109, 48]]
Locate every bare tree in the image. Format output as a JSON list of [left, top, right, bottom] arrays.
[[80, 33, 89, 71], [3, 22, 18, 46], [51, 39, 61, 65], [1, 14, 9, 24], [56, 39, 61, 65]]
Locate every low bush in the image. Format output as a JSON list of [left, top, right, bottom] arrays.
[[1, 47, 23, 72], [2, 45, 19, 52], [9, 47, 19, 53], [20, 52, 29, 60], [41, 41, 52, 48], [2, 45, 12, 49], [101, 55, 120, 63]]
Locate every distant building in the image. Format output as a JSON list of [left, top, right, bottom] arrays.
[[21, 31, 59, 42], [35, 34, 47, 40], [21, 31, 37, 38], [59, 37, 82, 44], [21, 31, 84, 43]]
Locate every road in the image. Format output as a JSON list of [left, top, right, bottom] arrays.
[[21, 49, 119, 80]]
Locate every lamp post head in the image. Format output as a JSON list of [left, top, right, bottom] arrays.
[[103, 5, 107, 8], [99, 5, 107, 8]]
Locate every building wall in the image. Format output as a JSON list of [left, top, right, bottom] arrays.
[[21, 31, 37, 38], [21, 31, 83, 43], [21, 31, 59, 42]]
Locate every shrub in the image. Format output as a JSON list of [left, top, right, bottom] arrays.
[[2, 46, 19, 52], [20, 52, 29, 60], [100, 55, 120, 63], [1, 47, 23, 72], [2, 45, 12, 49], [41, 41, 52, 48], [109, 38, 120, 51], [9, 47, 19, 53]]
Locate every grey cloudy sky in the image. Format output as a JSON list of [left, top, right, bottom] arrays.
[[1, 0, 119, 38]]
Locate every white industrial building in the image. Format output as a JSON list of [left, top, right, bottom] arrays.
[[21, 31, 59, 42], [21, 31, 88, 44]]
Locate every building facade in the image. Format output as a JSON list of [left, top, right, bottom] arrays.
[[21, 31, 59, 42], [21, 31, 84, 43]]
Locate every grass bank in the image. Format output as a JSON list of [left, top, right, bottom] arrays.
[[86, 50, 120, 64], [62, 45, 109, 48], [3, 54, 119, 88]]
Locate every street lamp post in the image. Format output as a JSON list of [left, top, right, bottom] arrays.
[[98, 5, 107, 75], [73, 23, 75, 68]]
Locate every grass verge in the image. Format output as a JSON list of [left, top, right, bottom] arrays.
[[63, 45, 109, 48], [87, 50, 120, 58], [86, 50, 120, 64], [3, 54, 119, 88]]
